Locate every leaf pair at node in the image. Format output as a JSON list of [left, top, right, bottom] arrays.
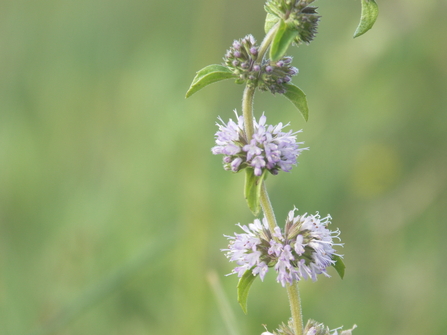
[[237, 255, 345, 314], [186, 64, 309, 122]]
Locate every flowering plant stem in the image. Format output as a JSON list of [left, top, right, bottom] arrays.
[[242, 86, 255, 140], [187, 1, 378, 332], [261, 180, 303, 335], [286, 282, 304, 335], [243, 81, 303, 335], [256, 22, 279, 63], [241, 23, 279, 141]]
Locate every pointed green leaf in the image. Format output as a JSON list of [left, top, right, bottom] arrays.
[[185, 64, 235, 98], [332, 254, 345, 279], [244, 168, 267, 216], [237, 269, 257, 314], [264, 13, 280, 34], [283, 84, 309, 121], [269, 20, 298, 62], [354, 0, 379, 38]]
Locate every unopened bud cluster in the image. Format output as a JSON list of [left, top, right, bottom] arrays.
[[223, 35, 299, 94], [265, 0, 320, 44]]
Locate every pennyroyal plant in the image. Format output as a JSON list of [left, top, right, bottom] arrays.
[[186, 0, 378, 334]]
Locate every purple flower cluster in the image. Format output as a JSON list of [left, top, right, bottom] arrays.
[[223, 35, 299, 94], [223, 209, 342, 287], [212, 111, 306, 176], [262, 319, 357, 335]]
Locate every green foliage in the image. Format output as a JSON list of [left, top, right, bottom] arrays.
[[264, 12, 280, 35], [283, 84, 309, 121], [244, 168, 268, 216], [354, 0, 379, 38], [331, 254, 346, 279], [185, 64, 234, 98], [237, 269, 257, 314], [269, 20, 299, 62]]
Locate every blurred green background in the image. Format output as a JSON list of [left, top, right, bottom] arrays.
[[1, 0, 447, 334]]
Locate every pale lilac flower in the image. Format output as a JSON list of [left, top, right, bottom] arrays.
[[252, 261, 269, 281], [212, 111, 307, 176], [223, 208, 342, 286], [262, 318, 356, 335], [303, 319, 357, 335], [332, 325, 357, 335]]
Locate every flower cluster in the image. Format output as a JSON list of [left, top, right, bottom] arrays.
[[265, 0, 321, 44], [261, 319, 295, 335], [303, 320, 357, 335], [212, 111, 306, 176], [223, 35, 299, 94], [262, 319, 357, 335], [223, 208, 342, 287]]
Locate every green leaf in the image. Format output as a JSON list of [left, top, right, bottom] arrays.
[[244, 168, 267, 216], [269, 20, 298, 62], [185, 64, 234, 98], [264, 13, 280, 34], [283, 84, 309, 121], [332, 254, 345, 279], [353, 0, 379, 38], [237, 269, 257, 314]]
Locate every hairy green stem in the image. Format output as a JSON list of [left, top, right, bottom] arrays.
[[256, 21, 279, 63], [242, 91, 304, 335], [243, 21, 279, 141], [261, 185, 303, 335], [241, 21, 303, 335], [260, 183, 278, 233], [246, 118, 304, 335], [286, 282, 304, 335], [242, 86, 255, 141]]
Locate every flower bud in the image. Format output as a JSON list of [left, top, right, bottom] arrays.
[[223, 35, 299, 94], [265, 0, 321, 45]]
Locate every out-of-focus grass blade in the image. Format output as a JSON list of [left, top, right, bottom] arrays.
[[207, 270, 240, 335], [28, 235, 175, 335]]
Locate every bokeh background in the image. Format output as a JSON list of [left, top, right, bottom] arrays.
[[1, 0, 447, 334]]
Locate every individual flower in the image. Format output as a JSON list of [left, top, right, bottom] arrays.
[[222, 208, 343, 287], [265, 0, 321, 45], [258, 56, 298, 94], [303, 320, 332, 335], [212, 111, 306, 176], [223, 35, 299, 94]]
